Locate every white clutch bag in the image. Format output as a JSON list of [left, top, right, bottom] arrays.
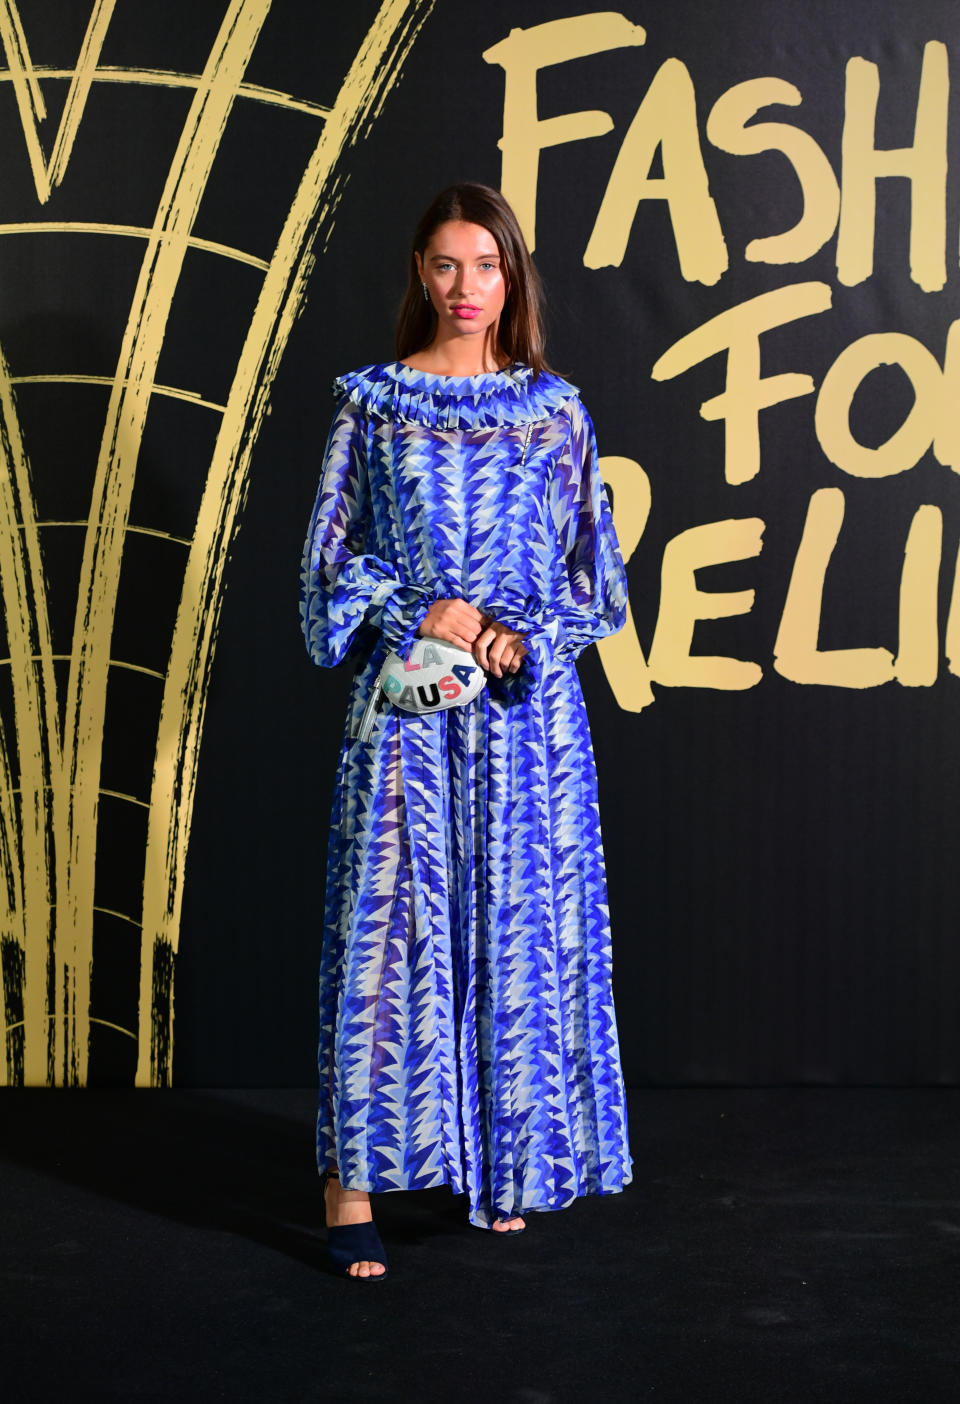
[[355, 635, 486, 741]]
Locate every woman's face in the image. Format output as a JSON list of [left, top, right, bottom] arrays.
[[415, 220, 507, 345]]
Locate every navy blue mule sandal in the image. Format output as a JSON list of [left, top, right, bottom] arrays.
[[320, 1168, 389, 1281]]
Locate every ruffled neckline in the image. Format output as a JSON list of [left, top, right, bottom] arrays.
[[331, 360, 580, 430]]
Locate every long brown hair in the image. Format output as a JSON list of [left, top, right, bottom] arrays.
[[395, 183, 552, 375]]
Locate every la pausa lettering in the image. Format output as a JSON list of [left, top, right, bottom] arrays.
[[403, 642, 454, 670], [485, 18, 951, 291], [382, 667, 474, 710]]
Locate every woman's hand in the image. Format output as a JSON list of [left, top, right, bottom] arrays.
[[417, 597, 486, 651], [473, 618, 528, 678]]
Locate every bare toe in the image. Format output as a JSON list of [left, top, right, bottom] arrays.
[[492, 1214, 525, 1232]]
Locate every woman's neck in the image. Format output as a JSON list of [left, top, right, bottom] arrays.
[[402, 329, 510, 377]]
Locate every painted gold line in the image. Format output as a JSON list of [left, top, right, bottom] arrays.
[[0, 223, 269, 271], [121, 525, 191, 544], [93, 905, 142, 928], [107, 660, 165, 679], [5, 0, 42, 117], [58, 0, 272, 1087], [15, 520, 192, 545], [0, 340, 62, 1086], [0, 0, 117, 203], [0, 712, 22, 1086], [3, 1015, 135, 1039], [99, 789, 148, 809], [0, 65, 331, 118], [0, 657, 165, 681], [0, 352, 24, 981], [183, 233, 268, 267], [46, 1, 116, 192], [0, 1, 50, 198], [234, 78, 331, 117], [6, 778, 152, 796], [11, 373, 227, 413], [137, 0, 436, 1087], [89, 1017, 137, 1040], [0, 719, 20, 924]]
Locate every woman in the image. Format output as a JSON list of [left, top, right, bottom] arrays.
[[300, 183, 632, 1281]]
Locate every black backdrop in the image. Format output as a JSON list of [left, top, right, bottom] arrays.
[[1, 0, 959, 1087]]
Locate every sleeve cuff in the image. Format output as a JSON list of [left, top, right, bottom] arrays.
[[518, 620, 560, 670], [368, 582, 433, 658]]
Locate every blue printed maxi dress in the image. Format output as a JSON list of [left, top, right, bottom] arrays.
[[300, 360, 633, 1228]]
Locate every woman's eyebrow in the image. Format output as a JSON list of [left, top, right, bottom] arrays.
[[428, 250, 501, 261]]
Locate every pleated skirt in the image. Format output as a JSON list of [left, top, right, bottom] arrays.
[[316, 661, 633, 1228]]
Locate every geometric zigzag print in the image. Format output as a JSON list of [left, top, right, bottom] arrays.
[[300, 360, 632, 1228]]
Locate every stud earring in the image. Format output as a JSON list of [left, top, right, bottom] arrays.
[[422, 281, 430, 302]]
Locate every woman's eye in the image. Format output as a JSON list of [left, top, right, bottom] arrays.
[[479, 262, 495, 271]]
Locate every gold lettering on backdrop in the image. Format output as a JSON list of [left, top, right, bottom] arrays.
[[599, 475, 767, 705], [488, 20, 955, 286], [837, 42, 949, 293], [935, 321, 960, 472], [706, 78, 840, 266], [479, 16, 956, 713], [585, 57, 727, 283], [774, 490, 945, 688], [651, 283, 833, 484], [944, 538, 960, 678], [0, 0, 435, 1086], [482, 14, 646, 252], [773, 488, 896, 688], [605, 477, 954, 708], [814, 332, 944, 479], [895, 505, 942, 688], [648, 518, 764, 690]]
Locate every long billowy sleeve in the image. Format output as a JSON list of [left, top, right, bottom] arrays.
[[299, 397, 432, 667], [504, 396, 628, 669]]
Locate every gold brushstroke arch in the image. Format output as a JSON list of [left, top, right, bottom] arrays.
[[0, 341, 62, 1085], [56, 0, 273, 1086], [10, 522, 192, 546], [0, 65, 331, 119], [10, 374, 227, 413], [0, 0, 116, 203], [3, 1015, 137, 1040], [0, 225, 268, 272], [0, 656, 165, 681], [138, 0, 436, 1085], [0, 0, 436, 1087]]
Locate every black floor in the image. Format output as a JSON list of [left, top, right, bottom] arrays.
[[2, 1087, 960, 1402]]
